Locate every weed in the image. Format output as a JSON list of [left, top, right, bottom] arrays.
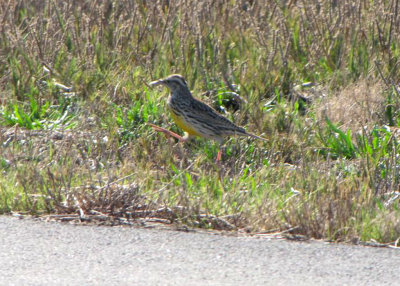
[[0, 1, 400, 244]]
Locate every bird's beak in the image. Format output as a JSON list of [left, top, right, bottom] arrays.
[[149, 79, 165, 87]]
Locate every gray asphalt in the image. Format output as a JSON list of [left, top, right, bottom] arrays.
[[0, 216, 399, 286]]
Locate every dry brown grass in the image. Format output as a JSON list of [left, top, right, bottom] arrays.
[[1, 1, 400, 245], [316, 80, 387, 132]]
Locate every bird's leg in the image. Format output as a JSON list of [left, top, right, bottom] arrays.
[[216, 142, 224, 163], [148, 123, 186, 142], [217, 148, 222, 162]]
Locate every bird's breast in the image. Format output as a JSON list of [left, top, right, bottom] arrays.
[[167, 104, 201, 136]]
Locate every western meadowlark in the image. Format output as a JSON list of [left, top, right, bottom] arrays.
[[149, 74, 266, 161]]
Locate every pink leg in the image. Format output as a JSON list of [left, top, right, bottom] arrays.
[[148, 123, 185, 142], [217, 148, 222, 162]]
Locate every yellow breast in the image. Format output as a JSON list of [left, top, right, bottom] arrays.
[[170, 110, 201, 136]]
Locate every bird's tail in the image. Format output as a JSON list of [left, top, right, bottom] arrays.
[[236, 131, 267, 142], [247, 132, 268, 142]]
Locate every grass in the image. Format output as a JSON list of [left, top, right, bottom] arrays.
[[1, 1, 400, 245]]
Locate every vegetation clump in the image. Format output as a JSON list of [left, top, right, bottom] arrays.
[[1, 1, 400, 244]]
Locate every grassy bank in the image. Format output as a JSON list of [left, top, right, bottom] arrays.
[[1, 0, 400, 244]]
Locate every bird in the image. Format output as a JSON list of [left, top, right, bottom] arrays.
[[149, 74, 266, 161]]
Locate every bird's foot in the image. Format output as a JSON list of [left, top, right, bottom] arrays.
[[148, 123, 185, 142]]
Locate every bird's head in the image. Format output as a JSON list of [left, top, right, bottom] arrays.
[[149, 74, 189, 93]]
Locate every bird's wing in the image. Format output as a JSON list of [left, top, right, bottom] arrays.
[[187, 99, 268, 141], [187, 99, 247, 136]]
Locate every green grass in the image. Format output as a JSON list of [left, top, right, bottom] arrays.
[[1, 1, 400, 245]]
